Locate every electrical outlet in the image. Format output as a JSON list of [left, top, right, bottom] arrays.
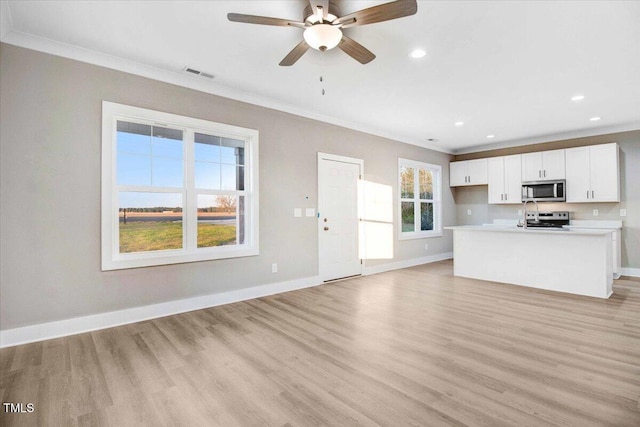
[[293, 208, 302, 217], [593, 209, 599, 216], [620, 209, 627, 217], [271, 263, 278, 273], [467, 209, 472, 216], [424, 243, 429, 250], [517, 209, 523, 216]]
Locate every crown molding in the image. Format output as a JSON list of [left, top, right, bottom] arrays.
[[4, 17, 635, 157], [0, 27, 453, 155], [453, 122, 640, 155]]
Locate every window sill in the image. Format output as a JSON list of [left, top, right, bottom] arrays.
[[399, 231, 443, 241], [102, 247, 259, 271]]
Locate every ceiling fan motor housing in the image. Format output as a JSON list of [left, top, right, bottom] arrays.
[[302, 3, 341, 24], [227, 0, 418, 65]]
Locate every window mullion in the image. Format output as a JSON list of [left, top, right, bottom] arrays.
[[103, 101, 258, 270], [185, 129, 196, 251], [414, 168, 420, 233]]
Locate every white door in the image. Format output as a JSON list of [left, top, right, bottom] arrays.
[[487, 156, 505, 204], [565, 146, 591, 202], [590, 143, 619, 202], [503, 154, 522, 203], [318, 153, 362, 281], [449, 161, 467, 186], [521, 152, 543, 181], [541, 149, 566, 180], [467, 159, 488, 185]]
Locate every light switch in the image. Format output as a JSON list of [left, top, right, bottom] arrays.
[[305, 208, 315, 217], [620, 209, 627, 217], [294, 208, 302, 217], [467, 209, 472, 216], [593, 209, 599, 216]]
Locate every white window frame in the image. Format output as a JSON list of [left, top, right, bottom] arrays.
[[101, 101, 259, 270], [398, 158, 442, 240]]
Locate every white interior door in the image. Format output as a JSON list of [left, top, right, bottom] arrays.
[[318, 153, 362, 281]]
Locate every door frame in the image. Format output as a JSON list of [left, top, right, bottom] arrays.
[[317, 152, 364, 281]]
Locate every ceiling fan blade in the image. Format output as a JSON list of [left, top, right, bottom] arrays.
[[338, 36, 376, 64], [279, 41, 311, 66], [308, 0, 329, 20], [334, 0, 417, 28], [227, 13, 305, 28]]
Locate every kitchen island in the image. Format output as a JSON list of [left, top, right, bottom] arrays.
[[445, 225, 613, 298]]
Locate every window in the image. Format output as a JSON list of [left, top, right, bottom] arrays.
[[398, 158, 442, 239], [102, 102, 258, 270]]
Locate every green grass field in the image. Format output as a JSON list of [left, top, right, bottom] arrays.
[[119, 221, 237, 253]]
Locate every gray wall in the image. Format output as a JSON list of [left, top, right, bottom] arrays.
[[453, 134, 640, 268], [0, 43, 455, 330]]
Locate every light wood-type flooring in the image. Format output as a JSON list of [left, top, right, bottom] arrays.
[[1, 260, 640, 426]]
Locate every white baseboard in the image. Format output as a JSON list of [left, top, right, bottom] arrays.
[[0, 252, 454, 348], [0, 275, 322, 348], [363, 252, 453, 276], [620, 267, 640, 278]]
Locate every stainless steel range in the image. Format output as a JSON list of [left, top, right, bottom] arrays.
[[525, 211, 570, 228]]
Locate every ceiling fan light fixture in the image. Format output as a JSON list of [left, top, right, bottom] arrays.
[[303, 24, 342, 51]]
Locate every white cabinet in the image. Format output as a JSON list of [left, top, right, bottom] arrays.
[[565, 143, 619, 202], [568, 221, 622, 279], [521, 149, 565, 181], [488, 155, 522, 204], [450, 159, 488, 187]]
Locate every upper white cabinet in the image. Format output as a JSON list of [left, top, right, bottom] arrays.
[[521, 149, 565, 181], [488, 155, 522, 204], [450, 159, 488, 187], [565, 143, 620, 202]]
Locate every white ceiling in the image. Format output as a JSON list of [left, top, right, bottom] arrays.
[[2, 0, 640, 153]]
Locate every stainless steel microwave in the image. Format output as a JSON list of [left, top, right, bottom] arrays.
[[522, 180, 566, 202]]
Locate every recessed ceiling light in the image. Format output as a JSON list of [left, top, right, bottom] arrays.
[[454, 121, 464, 127], [426, 138, 439, 142], [571, 95, 585, 102], [486, 134, 495, 139], [589, 116, 601, 121], [409, 49, 426, 59]]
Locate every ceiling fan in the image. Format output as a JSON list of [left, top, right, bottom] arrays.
[[228, 0, 418, 66]]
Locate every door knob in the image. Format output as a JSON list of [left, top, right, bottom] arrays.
[[324, 227, 329, 231]]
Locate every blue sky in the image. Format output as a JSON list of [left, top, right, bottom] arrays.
[[117, 125, 244, 208]]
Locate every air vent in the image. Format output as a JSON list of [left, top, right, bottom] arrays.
[[183, 67, 215, 79]]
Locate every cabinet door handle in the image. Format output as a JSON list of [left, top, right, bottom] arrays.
[[539, 170, 541, 178], [468, 176, 471, 183], [543, 170, 546, 178], [592, 190, 595, 199], [501, 194, 503, 201], [587, 191, 590, 199]]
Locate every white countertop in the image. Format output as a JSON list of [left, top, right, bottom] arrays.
[[567, 220, 623, 230], [444, 225, 614, 236]]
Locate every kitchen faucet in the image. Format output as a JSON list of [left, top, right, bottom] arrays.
[[522, 199, 539, 229]]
